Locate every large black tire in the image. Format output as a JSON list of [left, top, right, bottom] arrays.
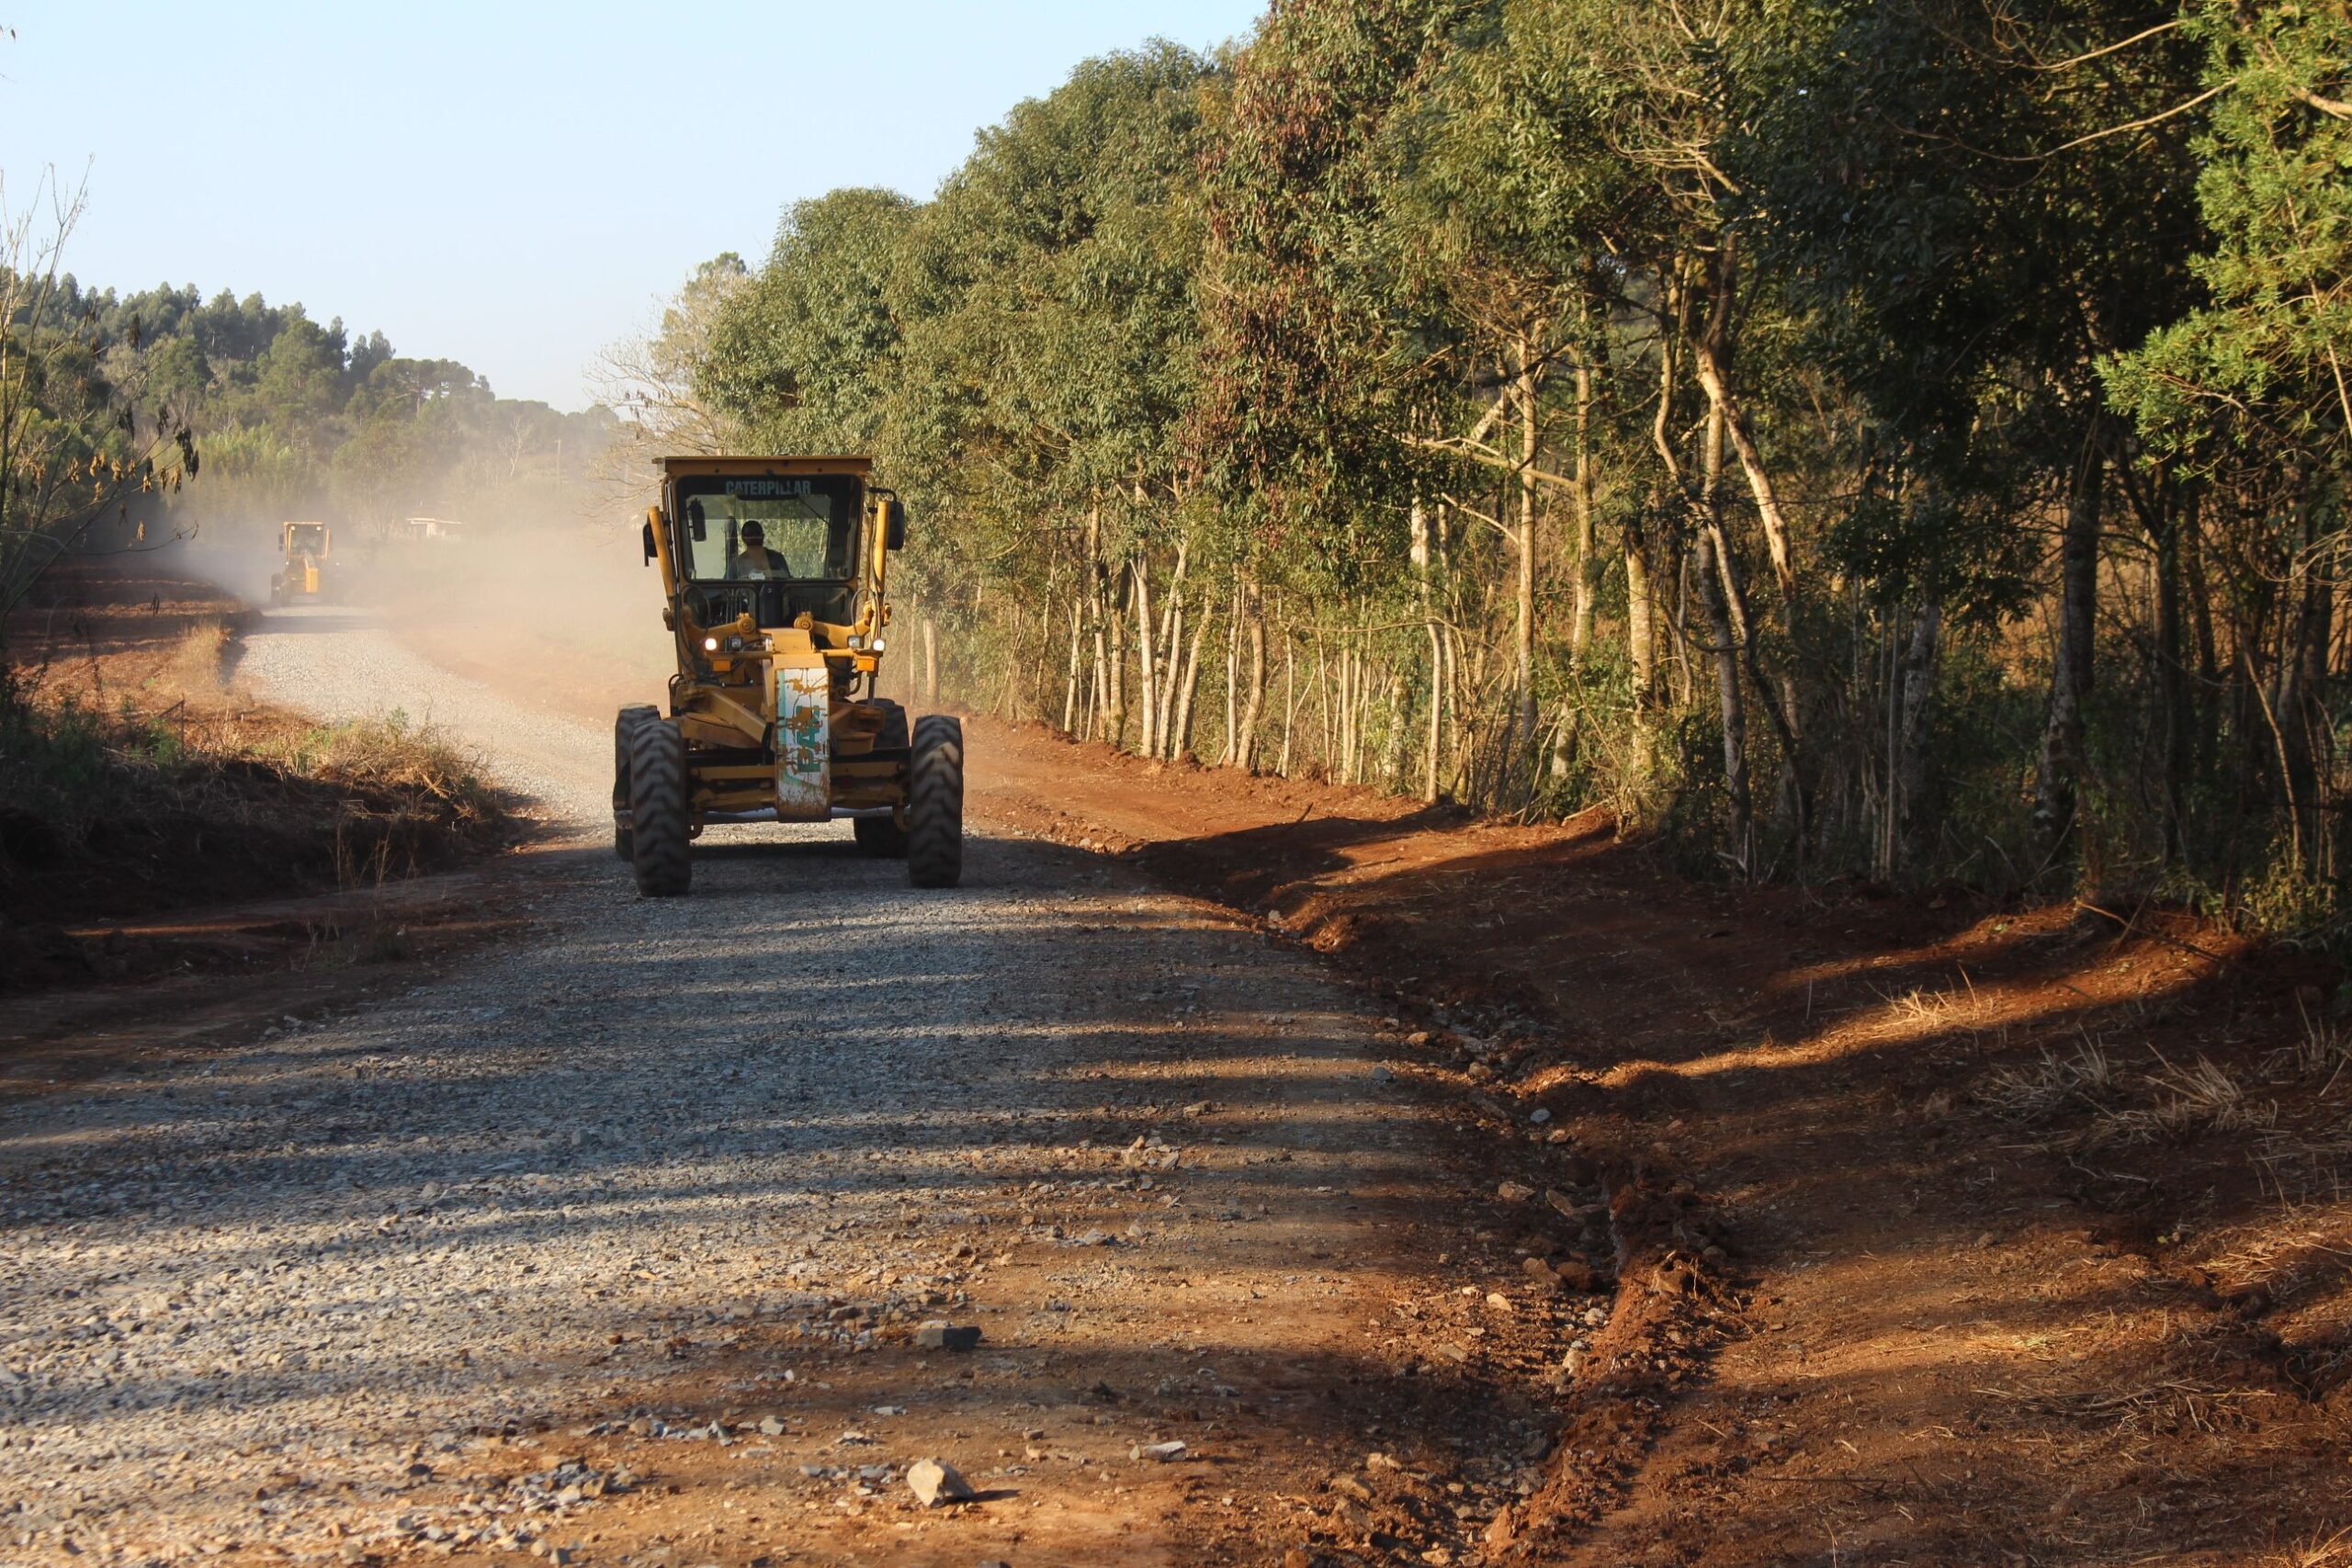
[[907, 715, 964, 889], [627, 718, 692, 897], [612, 705, 659, 860]]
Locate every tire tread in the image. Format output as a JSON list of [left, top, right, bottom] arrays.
[[906, 715, 963, 888], [628, 718, 692, 897]]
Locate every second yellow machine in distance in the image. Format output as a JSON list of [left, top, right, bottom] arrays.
[[613, 456, 963, 896], [269, 520, 333, 604]]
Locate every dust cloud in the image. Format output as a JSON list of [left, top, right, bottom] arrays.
[[159, 477, 676, 706]]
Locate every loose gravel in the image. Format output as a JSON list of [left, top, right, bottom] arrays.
[[1, 611, 1519, 1567]]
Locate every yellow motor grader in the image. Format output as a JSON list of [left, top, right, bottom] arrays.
[[613, 456, 963, 896], [268, 520, 332, 604]]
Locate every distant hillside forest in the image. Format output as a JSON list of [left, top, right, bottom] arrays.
[[621, 0, 2350, 928], [0, 256, 613, 610]]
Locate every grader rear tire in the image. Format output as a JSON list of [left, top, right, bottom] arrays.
[[907, 715, 963, 889], [627, 718, 692, 897], [612, 705, 659, 860]]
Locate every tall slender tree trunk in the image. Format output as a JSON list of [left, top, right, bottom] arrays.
[[1626, 523, 1657, 709], [1061, 597, 1083, 734], [1691, 239, 1806, 852], [1314, 634, 1333, 775], [2283, 495, 2331, 869], [1279, 623, 1296, 776], [1410, 496, 1442, 802], [1146, 543, 1189, 758], [1690, 234, 1798, 612], [1170, 614, 1207, 761], [2152, 498, 2190, 863], [1159, 588, 1187, 758], [1570, 351, 1598, 669], [1223, 574, 1241, 765], [1336, 644, 1355, 783], [1107, 571, 1131, 748], [1513, 333, 1540, 767], [1697, 400, 1754, 875], [1134, 554, 1157, 758], [2033, 434, 2104, 863], [1236, 607, 1267, 773], [1695, 528, 1752, 875], [1895, 591, 1943, 874], [922, 617, 938, 707]]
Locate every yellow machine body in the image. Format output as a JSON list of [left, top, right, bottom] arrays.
[[269, 521, 331, 602], [639, 457, 906, 832]]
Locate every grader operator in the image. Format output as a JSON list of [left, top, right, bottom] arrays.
[[612, 456, 963, 896]]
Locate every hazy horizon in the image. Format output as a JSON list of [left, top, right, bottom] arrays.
[[0, 0, 1264, 412]]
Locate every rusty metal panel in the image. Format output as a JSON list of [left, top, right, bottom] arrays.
[[771, 662, 831, 820]]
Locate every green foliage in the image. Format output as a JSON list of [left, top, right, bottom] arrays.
[[2104, 1, 2352, 464], [661, 1, 2352, 940], [703, 189, 917, 454]]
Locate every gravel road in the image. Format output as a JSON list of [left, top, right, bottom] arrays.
[[1, 607, 1577, 1568]]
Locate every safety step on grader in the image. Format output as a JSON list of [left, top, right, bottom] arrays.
[[612, 456, 963, 896]]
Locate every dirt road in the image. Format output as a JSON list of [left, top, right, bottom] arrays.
[[2, 607, 1591, 1567]]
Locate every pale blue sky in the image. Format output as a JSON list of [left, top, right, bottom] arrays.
[[0, 1, 1265, 410]]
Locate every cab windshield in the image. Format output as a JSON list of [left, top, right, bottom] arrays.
[[286, 523, 326, 555], [675, 476, 861, 582], [673, 473, 865, 632]]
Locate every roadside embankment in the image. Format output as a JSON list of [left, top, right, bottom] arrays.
[[1, 558, 518, 997], [964, 714, 2352, 1564]]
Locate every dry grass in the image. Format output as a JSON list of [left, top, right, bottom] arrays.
[[2265, 1529, 2352, 1568], [2088, 1055, 2276, 1147], [1, 667, 511, 926], [1975, 1036, 2118, 1124], [2266, 999, 2352, 1089], [164, 617, 233, 695]]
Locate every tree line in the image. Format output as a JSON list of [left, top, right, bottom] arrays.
[[640, 0, 2348, 925], [2, 188, 611, 620]]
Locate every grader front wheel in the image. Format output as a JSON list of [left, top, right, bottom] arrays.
[[612, 704, 659, 860], [628, 718, 693, 897], [907, 715, 964, 888]]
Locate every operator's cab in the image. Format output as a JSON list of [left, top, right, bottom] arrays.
[[672, 472, 864, 632]]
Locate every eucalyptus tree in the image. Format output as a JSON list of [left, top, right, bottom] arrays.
[[1751, 0, 2204, 878], [888, 43, 1222, 750], [1370, 0, 1636, 796], [0, 181, 198, 626], [702, 192, 917, 457]]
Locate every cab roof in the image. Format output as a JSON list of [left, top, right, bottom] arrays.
[[661, 456, 872, 478]]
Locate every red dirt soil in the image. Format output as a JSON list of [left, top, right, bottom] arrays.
[[19, 553, 2349, 1561], [971, 718, 2352, 1565]]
